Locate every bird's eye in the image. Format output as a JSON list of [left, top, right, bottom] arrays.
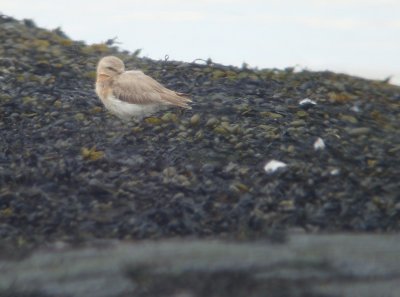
[[107, 66, 116, 71]]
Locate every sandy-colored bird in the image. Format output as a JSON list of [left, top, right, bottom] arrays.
[[95, 56, 191, 121]]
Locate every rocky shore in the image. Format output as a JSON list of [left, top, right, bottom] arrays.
[[1, 14, 400, 249], [1, 13, 400, 297], [0, 15, 400, 297]]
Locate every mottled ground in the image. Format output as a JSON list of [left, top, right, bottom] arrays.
[[0, 14, 400, 251]]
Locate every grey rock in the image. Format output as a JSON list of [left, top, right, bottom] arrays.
[[0, 234, 399, 297]]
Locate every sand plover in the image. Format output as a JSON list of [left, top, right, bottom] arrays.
[[95, 56, 191, 121]]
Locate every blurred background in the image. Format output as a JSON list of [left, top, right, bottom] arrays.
[[1, 0, 399, 85]]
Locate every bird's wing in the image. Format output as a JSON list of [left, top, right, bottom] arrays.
[[112, 70, 191, 108]]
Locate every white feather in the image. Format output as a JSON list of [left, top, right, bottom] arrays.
[[102, 95, 161, 121]]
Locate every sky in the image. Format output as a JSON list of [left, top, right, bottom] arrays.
[[1, 0, 400, 85]]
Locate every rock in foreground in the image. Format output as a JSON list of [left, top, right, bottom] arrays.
[[1, 234, 399, 297]]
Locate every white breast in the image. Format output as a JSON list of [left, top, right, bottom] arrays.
[[102, 95, 161, 121]]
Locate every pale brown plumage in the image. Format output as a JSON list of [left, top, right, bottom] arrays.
[[112, 70, 191, 108], [95, 56, 191, 120]]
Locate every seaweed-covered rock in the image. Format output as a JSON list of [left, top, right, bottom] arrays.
[[0, 14, 400, 249]]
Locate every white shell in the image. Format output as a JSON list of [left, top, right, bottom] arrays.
[[330, 168, 340, 175], [299, 98, 317, 105], [313, 137, 326, 150], [264, 160, 287, 173]]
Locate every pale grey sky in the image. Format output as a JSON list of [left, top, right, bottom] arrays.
[[1, 0, 400, 84]]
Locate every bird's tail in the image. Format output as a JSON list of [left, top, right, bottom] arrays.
[[163, 92, 192, 109]]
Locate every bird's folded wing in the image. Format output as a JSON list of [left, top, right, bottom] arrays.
[[112, 71, 191, 108]]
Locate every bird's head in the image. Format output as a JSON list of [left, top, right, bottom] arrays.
[[96, 56, 125, 78]]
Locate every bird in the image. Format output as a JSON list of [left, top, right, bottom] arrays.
[[95, 56, 191, 121]]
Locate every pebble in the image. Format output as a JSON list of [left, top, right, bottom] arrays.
[[190, 114, 201, 126], [206, 117, 219, 127], [290, 120, 306, 127], [346, 127, 371, 136]]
